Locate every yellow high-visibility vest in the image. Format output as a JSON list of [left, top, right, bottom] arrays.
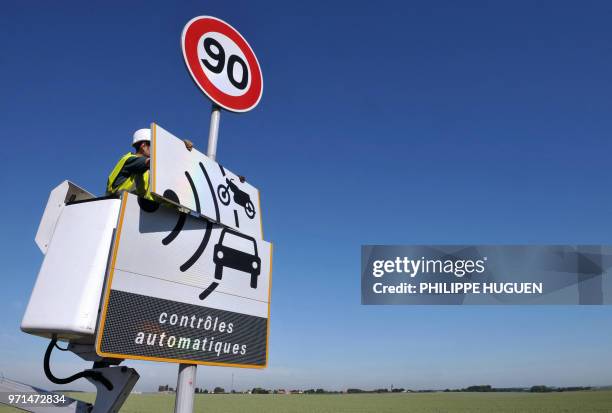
[[106, 153, 152, 200]]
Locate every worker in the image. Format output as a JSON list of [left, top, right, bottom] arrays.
[[106, 128, 193, 199]]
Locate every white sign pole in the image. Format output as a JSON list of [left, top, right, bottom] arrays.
[[174, 363, 196, 413], [174, 15, 264, 412], [174, 103, 222, 413], [207, 104, 221, 161]]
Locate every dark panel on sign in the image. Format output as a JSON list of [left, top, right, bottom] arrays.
[[100, 290, 267, 366]]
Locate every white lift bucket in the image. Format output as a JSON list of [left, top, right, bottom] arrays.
[[22, 182, 120, 342]]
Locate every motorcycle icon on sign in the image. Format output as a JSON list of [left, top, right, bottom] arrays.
[[217, 178, 256, 219]]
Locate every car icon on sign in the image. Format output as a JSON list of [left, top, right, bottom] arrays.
[[213, 228, 261, 288]]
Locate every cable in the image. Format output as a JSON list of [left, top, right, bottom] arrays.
[[44, 337, 113, 391]]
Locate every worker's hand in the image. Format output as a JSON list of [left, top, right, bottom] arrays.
[[183, 139, 194, 151], [239, 175, 246, 183]]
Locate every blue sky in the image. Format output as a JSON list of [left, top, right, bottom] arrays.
[[1, 0, 612, 391]]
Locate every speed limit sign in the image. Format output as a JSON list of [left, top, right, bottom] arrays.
[[182, 16, 263, 112]]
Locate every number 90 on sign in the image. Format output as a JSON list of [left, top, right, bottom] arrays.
[[199, 32, 250, 96]]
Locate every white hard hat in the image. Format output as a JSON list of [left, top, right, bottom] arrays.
[[132, 128, 151, 147]]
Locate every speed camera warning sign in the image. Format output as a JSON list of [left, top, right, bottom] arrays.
[[182, 16, 263, 112], [96, 192, 272, 368]]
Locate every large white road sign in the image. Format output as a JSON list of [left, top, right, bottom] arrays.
[[96, 192, 272, 368], [151, 123, 263, 240]]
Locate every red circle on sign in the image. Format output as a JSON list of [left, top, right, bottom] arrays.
[[182, 16, 263, 112]]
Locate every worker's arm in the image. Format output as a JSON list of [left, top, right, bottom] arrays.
[[123, 156, 149, 173]]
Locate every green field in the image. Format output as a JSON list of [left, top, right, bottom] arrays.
[[1, 391, 611, 412]]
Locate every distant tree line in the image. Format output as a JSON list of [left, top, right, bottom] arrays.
[[529, 386, 591, 393], [303, 389, 342, 394], [444, 385, 594, 393], [161, 384, 595, 394], [463, 385, 493, 392]]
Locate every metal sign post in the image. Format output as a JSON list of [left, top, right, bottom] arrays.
[[172, 15, 264, 413], [207, 105, 221, 161], [174, 363, 196, 413], [174, 103, 222, 413]]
